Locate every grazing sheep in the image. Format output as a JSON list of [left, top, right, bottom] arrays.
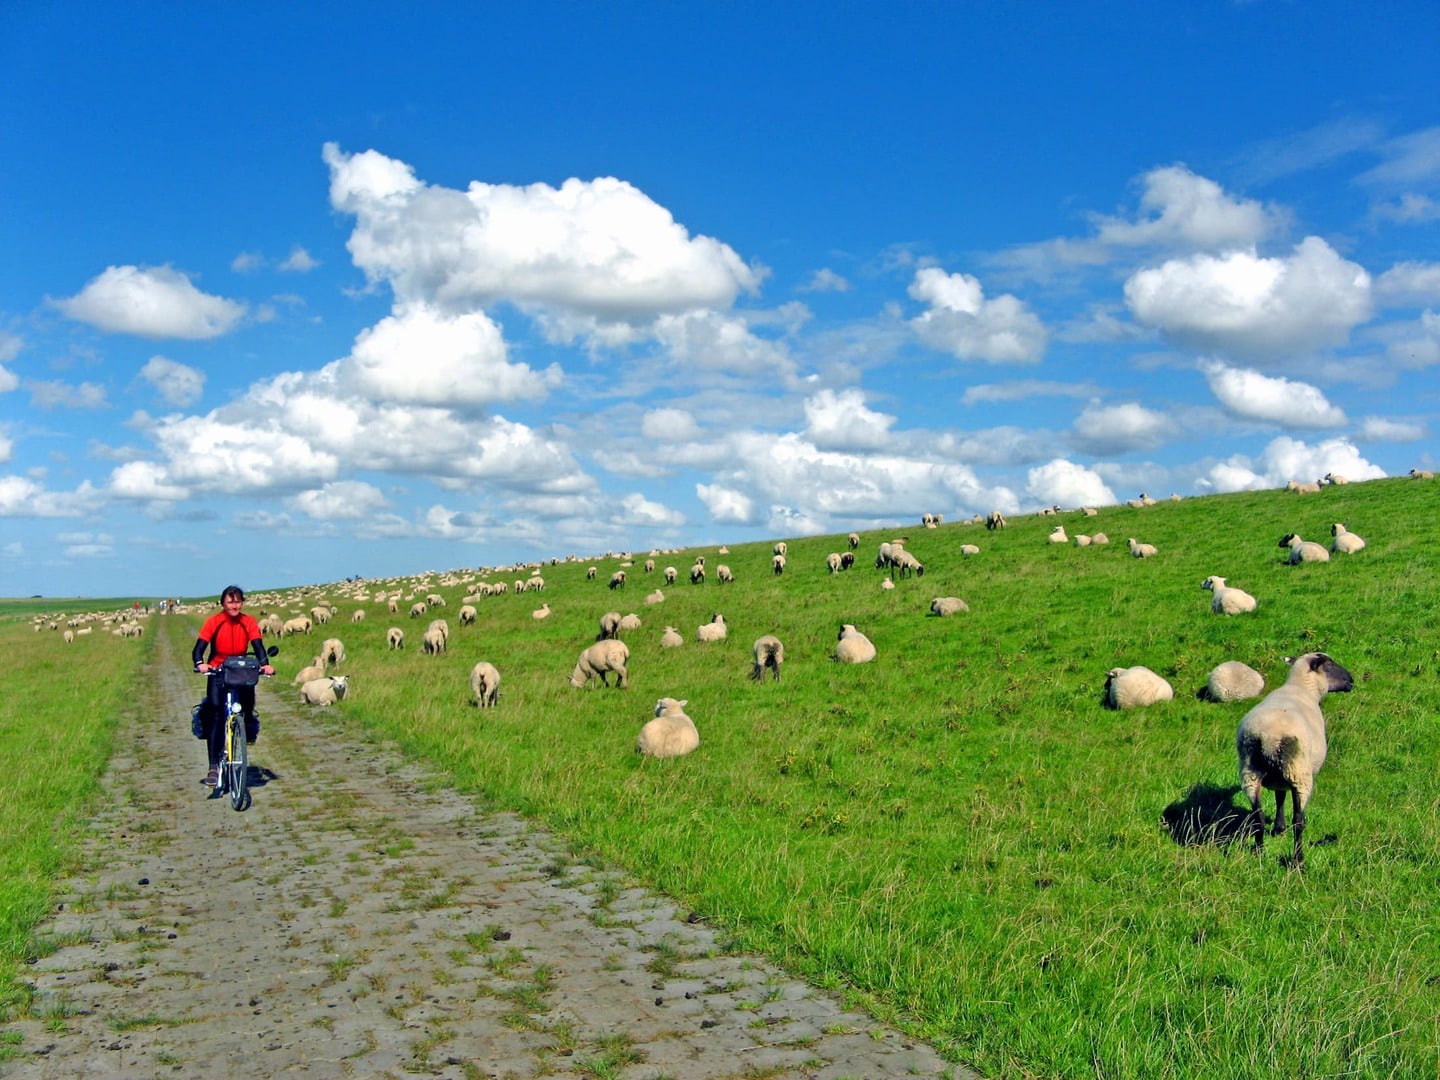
[[716, 564, 735, 584], [598, 611, 622, 640], [1201, 661, 1265, 703], [930, 597, 969, 617], [1048, 525, 1068, 544], [960, 544, 980, 556], [351, 609, 366, 623], [1201, 576, 1258, 615], [1280, 533, 1330, 564], [532, 602, 551, 620], [835, 624, 876, 664], [62, 629, 74, 644], [619, 613, 642, 631], [300, 674, 350, 707], [409, 602, 427, 618], [923, 512, 943, 528], [690, 562, 706, 584], [848, 532, 860, 548], [697, 613, 728, 643], [644, 589, 665, 605], [1236, 652, 1354, 867], [1330, 523, 1366, 554], [985, 511, 1007, 530], [386, 627, 405, 650], [569, 639, 630, 689], [663, 566, 678, 585], [587, 566, 597, 580], [839, 551, 855, 571], [422, 626, 447, 655], [1128, 537, 1157, 558], [660, 626, 684, 649], [826, 552, 842, 573], [891, 549, 924, 578], [609, 570, 627, 590], [459, 604, 478, 626], [469, 661, 501, 708], [773, 541, 788, 557], [1103, 666, 1173, 709], [637, 697, 699, 758], [1323, 472, 1349, 486], [644, 559, 655, 573], [282, 616, 312, 636], [1410, 468, 1434, 479], [750, 635, 784, 681], [772, 553, 786, 575], [320, 637, 346, 667]]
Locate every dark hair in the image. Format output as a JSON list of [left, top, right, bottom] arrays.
[[221, 585, 245, 602]]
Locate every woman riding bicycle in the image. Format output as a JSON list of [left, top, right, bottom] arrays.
[[193, 585, 274, 787]]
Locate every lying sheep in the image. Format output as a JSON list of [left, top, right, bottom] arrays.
[[1073, 535, 1091, 547], [1103, 666, 1173, 708], [750, 635, 784, 681], [660, 626, 684, 649], [293, 655, 326, 684], [1237, 652, 1354, 867], [1323, 472, 1348, 486], [1128, 537, 1157, 558], [1048, 525, 1068, 544], [569, 639, 630, 688], [469, 661, 501, 708], [1200, 661, 1265, 703], [835, 624, 876, 664], [619, 613, 642, 631], [637, 697, 699, 758], [880, 578, 895, 591], [1201, 576, 1257, 615], [386, 627, 405, 650], [644, 589, 665, 605], [930, 597, 969, 617], [960, 544, 980, 556], [300, 674, 350, 706], [1091, 532, 1110, 545], [320, 637, 346, 667], [1280, 533, 1329, 564], [1411, 468, 1434, 479], [697, 613, 727, 643], [1330, 523, 1366, 554], [1287, 480, 1321, 495], [532, 602, 551, 619]]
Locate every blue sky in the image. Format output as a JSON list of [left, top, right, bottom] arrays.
[[3, 2, 1438, 598]]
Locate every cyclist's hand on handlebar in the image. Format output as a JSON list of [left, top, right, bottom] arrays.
[[260, 665, 275, 677]]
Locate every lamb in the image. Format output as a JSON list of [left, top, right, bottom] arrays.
[[637, 697, 700, 758], [1200, 661, 1265, 703], [469, 661, 501, 708], [1201, 576, 1258, 615], [320, 637, 346, 667], [300, 674, 350, 706], [386, 627, 405, 650], [750, 635, 784, 681], [1048, 525, 1068, 544], [930, 596, 970, 616], [1280, 533, 1330, 564], [716, 564, 735, 584], [1103, 666, 1173, 709], [598, 611, 622, 640], [772, 553, 786, 575], [1236, 652, 1354, 867], [609, 570, 627, 590], [663, 566, 678, 585], [532, 602, 551, 619], [293, 655, 326, 684], [422, 626, 447, 655], [1330, 523, 1366, 554], [697, 613, 727, 643], [835, 623, 876, 663], [848, 532, 860, 549], [660, 626, 684, 648], [1128, 538, 1157, 558], [569, 639, 630, 688], [826, 552, 842, 573], [644, 589, 665, 605], [880, 578, 895, 590]]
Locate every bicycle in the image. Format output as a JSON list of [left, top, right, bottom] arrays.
[[205, 649, 276, 811]]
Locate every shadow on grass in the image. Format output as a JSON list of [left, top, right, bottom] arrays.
[[1162, 782, 1250, 847]]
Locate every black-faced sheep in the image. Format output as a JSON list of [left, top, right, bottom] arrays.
[[1280, 533, 1329, 564], [773, 541, 787, 557], [1048, 525, 1069, 544], [717, 564, 734, 584], [1201, 576, 1257, 615], [459, 604, 478, 625], [1323, 472, 1348, 485], [848, 532, 860, 548], [609, 570, 627, 590], [422, 626, 447, 655], [637, 698, 699, 758], [569, 640, 630, 688], [300, 674, 350, 706], [1236, 652, 1353, 867], [772, 553, 786, 575], [664, 566, 678, 585], [1103, 666, 1173, 708], [835, 624, 876, 664], [1410, 468, 1434, 479], [839, 551, 855, 571], [985, 511, 1007, 530], [891, 549, 923, 578], [1330, 523, 1366, 554], [690, 562, 706, 584], [750, 635, 784, 681], [409, 602, 427, 618], [470, 661, 500, 708]]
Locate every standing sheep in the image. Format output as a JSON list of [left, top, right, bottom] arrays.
[[598, 611, 622, 640], [716, 564, 735, 584], [386, 627, 405, 650], [609, 570, 627, 590], [696, 613, 727, 643], [690, 562, 706, 584], [1200, 661, 1265, 703], [1236, 652, 1354, 867], [848, 532, 860, 549], [569, 640, 630, 689], [835, 624, 876, 664], [1201, 576, 1258, 615], [750, 635, 784, 681], [422, 626, 447, 655], [985, 511, 1007, 530], [1329, 523, 1366, 554], [663, 566, 678, 585], [637, 698, 699, 758], [826, 552, 842, 573], [320, 637, 346, 667], [773, 541, 788, 557], [1103, 666, 1173, 708], [1279, 533, 1330, 564], [772, 553, 786, 575], [300, 675, 350, 706], [459, 604, 478, 626], [469, 661, 501, 708]]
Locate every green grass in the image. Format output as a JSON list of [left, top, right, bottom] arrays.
[[8, 478, 1440, 1076]]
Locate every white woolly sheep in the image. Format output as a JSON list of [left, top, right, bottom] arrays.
[[839, 551, 855, 570], [717, 564, 734, 584], [1103, 666, 1173, 709], [587, 566, 597, 580], [848, 532, 860, 548], [750, 634, 784, 681], [619, 613, 642, 631], [773, 541, 788, 557], [1201, 576, 1258, 615], [386, 627, 405, 650], [351, 609, 366, 623], [986, 511, 1007, 530], [891, 549, 924, 578], [1073, 535, 1091, 547], [826, 552, 842, 573], [409, 602, 427, 618], [960, 544, 980, 556], [1323, 472, 1348, 485], [609, 570, 627, 590], [300, 674, 350, 707], [282, 616, 312, 636], [598, 611, 622, 640], [1410, 468, 1434, 479], [569, 639, 630, 689], [697, 613, 727, 643], [1330, 523, 1366, 554], [293, 655, 326, 684], [880, 578, 895, 590], [660, 626, 683, 648], [1201, 661, 1265, 703], [320, 637, 346, 667], [1048, 525, 1068, 544], [1236, 652, 1353, 867], [1287, 480, 1321, 495], [422, 626, 447, 655], [1128, 538, 1157, 559], [470, 661, 501, 708], [532, 602, 551, 620], [772, 553, 786, 575], [459, 604, 478, 626], [1082, 506, 1099, 516], [1280, 533, 1330, 564], [930, 596, 969, 617], [62, 629, 74, 644], [663, 566, 678, 585], [1091, 532, 1110, 545], [644, 589, 664, 605], [690, 562, 706, 584], [835, 624, 876, 664], [637, 697, 699, 758]]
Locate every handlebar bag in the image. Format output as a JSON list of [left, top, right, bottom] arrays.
[[222, 655, 262, 687]]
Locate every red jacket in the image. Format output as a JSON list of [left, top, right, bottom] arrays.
[[196, 611, 264, 665]]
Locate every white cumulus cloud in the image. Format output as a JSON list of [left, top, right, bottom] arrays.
[[1201, 360, 1346, 428], [1026, 459, 1116, 509], [1093, 164, 1280, 250], [696, 483, 756, 524], [1356, 416, 1427, 442], [618, 492, 685, 527], [289, 480, 390, 521], [54, 265, 247, 339], [1070, 401, 1173, 455], [641, 408, 700, 441], [803, 388, 895, 451], [1199, 436, 1386, 493], [909, 267, 1047, 363], [1375, 261, 1440, 306], [140, 355, 205, 408]]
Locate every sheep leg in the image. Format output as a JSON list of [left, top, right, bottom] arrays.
[[1291, 793, 1307, 869], [616, 666, 628, 689], [1244, 792, 1265, 854], [1271, 790, 1287, 836]]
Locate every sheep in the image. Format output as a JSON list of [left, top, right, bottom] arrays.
[[922, 512, 943, 528], [1279, 533, 1330, 564], [875, 542, 895, 570], [960, 544, 980, 556], [1236, 652, 1354, 867], [1073, 535, 1091, 547], [293, 656, 326, 685], [598, 611, 622, 640], [426, 593, 446, 608], [985, 511, 1007, 530], [835, 624, 876, 664], [310, 606, 331, 625], [469, 661, 501, 708], [643, 588, 665, 606], [1201, 576, 1258, 615], [848, 532, 860, 549], [772, 553, 787, 575], [773, 541, 788, 557], [351, 609, 366, 623], [1200, 661, 1265, 703], [880, 578, 895, 591], [663, 566, 678, 585], [532, 602, 551, 620], [696, 613, 727, 643], [609, 570, 627, 590], [1128, 537, 1157, 559], [644, 558, 655, 573], [891, 549, 924, 578], [320, 637, 346, 667], [300, 675, 350, 707], [1048, 525, 1068, 544], [1082, 506, 1099, 516], [689, 562, 706, 584], [637, 697, 699, 758], [587, 566, 597, 580], [1410, 468, 1434, 479], [422, 626, 447, 655], [1323, 472, 1349, 486], [386, 627, 405, 650], [660, 626, 683, 648], [1330, 523, 1366, 554], [62, 629, 74, 644], [458, 604, 478, 626], [388, 597, 399, 613], [1091, 532, 1110, 545], [1287, 480, 1321, 495], [930, 597, 969, 617], [619, 613, 642, 631], [839, 551, 855, 571], [409, 602, 427, 618], [716, 564, 735, 584], [750, 635, 784, 681], [826, 552, 842, 573], [1103, 666, 1173, 709], [569, 639, 630, 688], [282, 616, 312, 636]]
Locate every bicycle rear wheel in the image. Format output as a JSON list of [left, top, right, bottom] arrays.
[[228, 715, 251, 812]]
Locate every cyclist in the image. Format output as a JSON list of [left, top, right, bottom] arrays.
[[193, 585, 274, 787]]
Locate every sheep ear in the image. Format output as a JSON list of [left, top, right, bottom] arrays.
[[1308, 653, 1329, 669], [678, 699, 687, 708]]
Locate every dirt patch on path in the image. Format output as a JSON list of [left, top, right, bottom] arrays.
[[4, 625, 970, 1080]]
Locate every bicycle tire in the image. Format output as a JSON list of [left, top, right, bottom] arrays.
[[229, 712, 251, 811]]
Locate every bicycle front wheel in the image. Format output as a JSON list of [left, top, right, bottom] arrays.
[[228, 717, 251, 812]]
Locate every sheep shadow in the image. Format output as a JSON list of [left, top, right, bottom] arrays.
[[1161, 782, 1250, 848]]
